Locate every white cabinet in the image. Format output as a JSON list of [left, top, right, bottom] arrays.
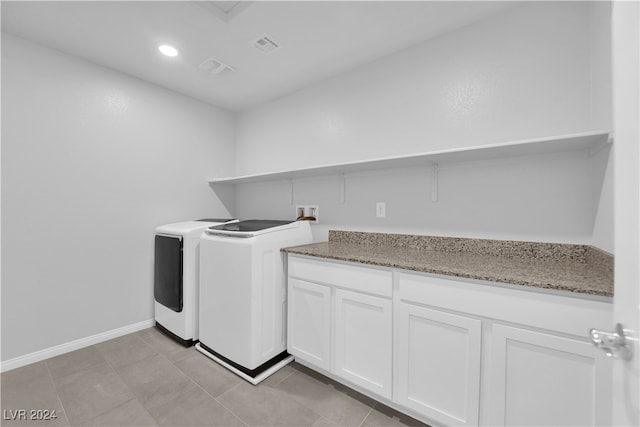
[[397, 271, 612, 427], [487, 324, 611, 427], [287, 255, 393, 399], [287, 257, 613, 427], [396, 303, 481, 426], [288, 278, 331, 371], [335, 288, 392, 399]]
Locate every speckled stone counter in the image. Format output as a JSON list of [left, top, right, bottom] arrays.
[[283, 231, 614, 298]]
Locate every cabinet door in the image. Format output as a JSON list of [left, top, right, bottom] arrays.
[[287, 278, 331, 371], [488, 324, 612, 426], [334, 288, 392, 399], [396, 303, 482, 426]]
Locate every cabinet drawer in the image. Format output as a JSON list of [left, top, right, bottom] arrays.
[[398, 272, 612, 337], [288, 255, 392, 297]]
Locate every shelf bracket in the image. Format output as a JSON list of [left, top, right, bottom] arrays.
[[288, 180, 294, 205], [340, 174, 346, 204], [431, 164, 438, 202], [588, 132, 615, 158]]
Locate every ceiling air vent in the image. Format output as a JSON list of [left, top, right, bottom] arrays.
[[198, 58, 234, 76], [251, 33, 281, 55]]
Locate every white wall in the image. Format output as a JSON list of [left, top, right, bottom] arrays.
[[233, 1, 614, 249], [591, 146, 614, 253], [588, 1, 614, 253], [236, 150, 599, 244], [235, 2, 606, 176], [1, 34, 236, 361]]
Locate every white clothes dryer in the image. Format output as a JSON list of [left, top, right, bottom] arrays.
[[196, 220, 312, 384], [154, 218, 236, 345]]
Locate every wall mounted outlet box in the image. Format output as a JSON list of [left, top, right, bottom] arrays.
[[376, 202, 386, 218], [296, 205, 319, 223]]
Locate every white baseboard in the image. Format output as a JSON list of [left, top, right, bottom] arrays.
[[0, 319, 155, 373]]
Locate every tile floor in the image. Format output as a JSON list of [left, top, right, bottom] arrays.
[[1, 327, 428, 427]]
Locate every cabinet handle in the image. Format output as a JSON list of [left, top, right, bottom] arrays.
[[589, 323, 633, 360]]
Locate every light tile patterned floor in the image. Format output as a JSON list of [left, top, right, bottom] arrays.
[[1, 327, 428, 427]]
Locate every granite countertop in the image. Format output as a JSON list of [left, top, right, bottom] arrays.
[[283, 231, 614, 298]]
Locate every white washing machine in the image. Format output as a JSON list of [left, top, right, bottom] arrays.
[[154, 218, 236, 345], [196, 219, 312, 384]]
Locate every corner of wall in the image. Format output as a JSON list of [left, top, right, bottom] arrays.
[[587, 0, 613, 130]]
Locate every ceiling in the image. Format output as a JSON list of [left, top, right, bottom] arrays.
[[1, 1, 517, 111]]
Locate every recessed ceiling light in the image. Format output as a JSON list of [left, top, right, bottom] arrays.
[[157, 43, 179, 57]]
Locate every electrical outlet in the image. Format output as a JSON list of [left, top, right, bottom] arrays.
[[376, 202, 386, 218]]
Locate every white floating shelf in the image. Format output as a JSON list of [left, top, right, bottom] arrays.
[[208, 130, 612, 185]]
